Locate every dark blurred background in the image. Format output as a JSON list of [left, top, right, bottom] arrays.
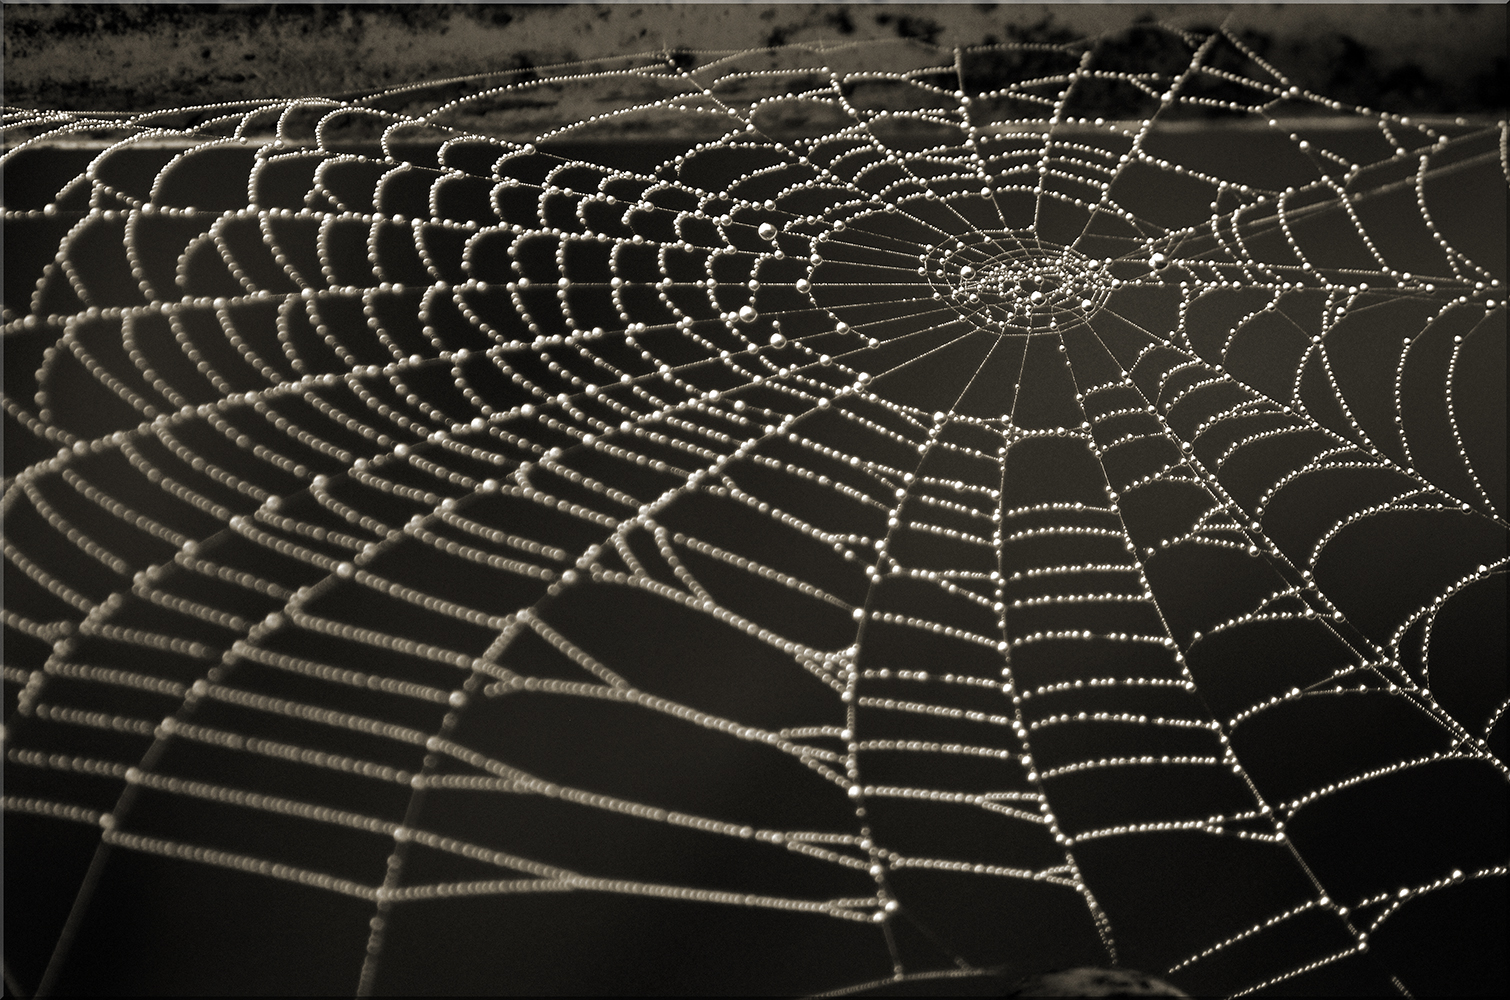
[[4, 3, 1507, 124]]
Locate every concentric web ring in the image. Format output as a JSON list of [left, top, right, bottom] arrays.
[[2, 29, 1506, 997]]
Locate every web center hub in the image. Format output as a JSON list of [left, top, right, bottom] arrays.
[[926, 233, 1112, 335]]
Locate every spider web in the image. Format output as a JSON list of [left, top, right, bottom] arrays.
[[2, 28, 1506, 997]]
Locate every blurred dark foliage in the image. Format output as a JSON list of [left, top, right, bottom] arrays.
[[3, 4, 1505, 117]]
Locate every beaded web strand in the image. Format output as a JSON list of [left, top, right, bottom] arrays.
[[2, 30, 1506, 997]]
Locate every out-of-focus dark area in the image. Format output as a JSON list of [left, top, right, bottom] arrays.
[[3, 3, 1506, 123]]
